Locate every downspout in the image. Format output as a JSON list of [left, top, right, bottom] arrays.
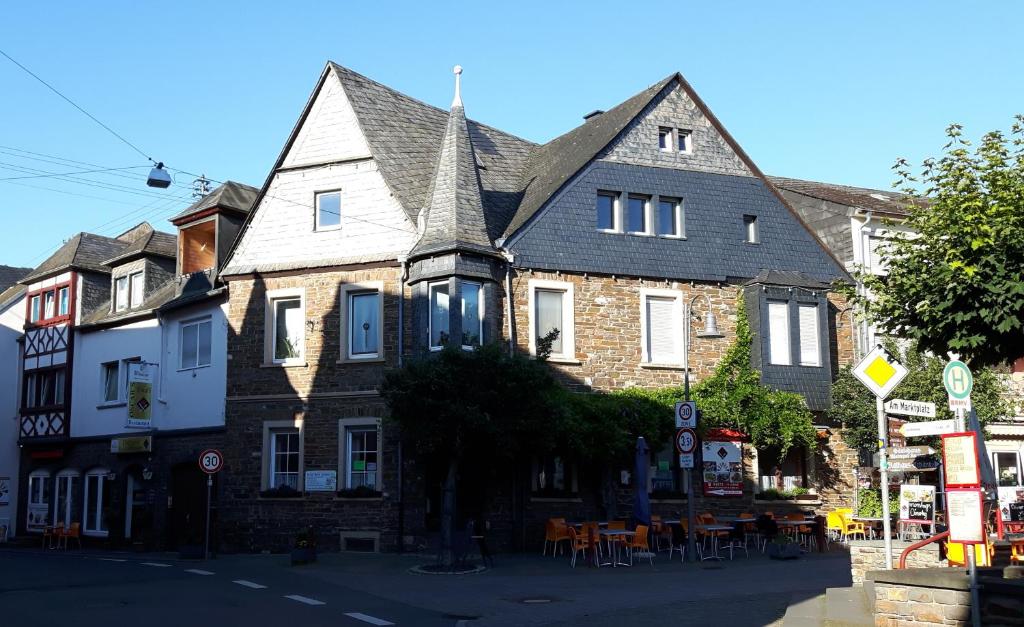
[[855, 211, 873, 357], [500, 248, 515, 355], [499, 246, 523, 548], [396, 256, 408, 552]]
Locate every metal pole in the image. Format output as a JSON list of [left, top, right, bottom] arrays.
[[952, 407, 981, 627], [877, 396, 893, 569], [204, 474, 212, 561], [683, 302, 696, 564]]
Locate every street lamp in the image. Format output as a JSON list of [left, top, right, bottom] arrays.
[[682, 293, 724, 563]]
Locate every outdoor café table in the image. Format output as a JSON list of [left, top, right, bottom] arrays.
[[852, 516, 893, 540], [598, 529, 635, 567], [696, 524, 732, 560]]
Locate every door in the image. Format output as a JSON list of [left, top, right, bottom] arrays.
[[53, 473, 77, 528], [167, 463, 207, 549]]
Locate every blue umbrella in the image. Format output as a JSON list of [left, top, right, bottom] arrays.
[[632, 437, 651, 529]]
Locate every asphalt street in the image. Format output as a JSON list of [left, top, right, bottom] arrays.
[[0, 550, 452, 627]]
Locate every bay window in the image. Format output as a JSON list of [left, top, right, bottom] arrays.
[[461, 281, 483, 349], [428, 282, 449, 350]]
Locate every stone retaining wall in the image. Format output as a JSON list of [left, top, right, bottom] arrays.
[[850, 539, 945, 584], [867, 568, 1024, 627]]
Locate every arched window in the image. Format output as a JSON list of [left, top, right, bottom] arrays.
[[26, 470, 51, 532], [54, 469, 80, 528], [83, 468, 111, 536]]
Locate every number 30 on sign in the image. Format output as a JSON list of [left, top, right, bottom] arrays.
[[199, 449, 224, 474]]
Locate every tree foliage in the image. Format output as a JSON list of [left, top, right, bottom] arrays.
[[829, 340, 1010, 451], [852, 118, 1024, 368]]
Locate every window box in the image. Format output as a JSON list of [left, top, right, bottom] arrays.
[[259, 485, 303, 499]]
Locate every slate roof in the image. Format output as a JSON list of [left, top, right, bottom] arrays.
[[0, 283, 25, 310], [79, 278, 178, 328], [0, 265, 30, 293], [768, 176, 922, 216], [171, 181, 258, 224], [21, 232, 130, 283], [103, 223, 177, 266], [410, 90, 495, 258], [743, 269, 832, 289]]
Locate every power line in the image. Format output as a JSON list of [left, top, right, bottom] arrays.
[[0, 161, 193, 202], [0, 146, 172, 186], [0, 165, 145, 181], [0, 48, 155, 164]]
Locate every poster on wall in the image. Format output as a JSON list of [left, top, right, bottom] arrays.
[[997, 486, 1024, 522], [126, 362, 155, 428], [702, 439, 743, 497], [0, 477, 9, 506], [898, 484, 935, 523]]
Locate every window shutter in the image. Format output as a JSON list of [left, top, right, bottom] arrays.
[[798, 304, 820, 366], [767, 301, 791, 365], [646, 296, 677, 363]]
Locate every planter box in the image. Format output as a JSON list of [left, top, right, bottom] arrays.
[[290, 547, 317, 565]]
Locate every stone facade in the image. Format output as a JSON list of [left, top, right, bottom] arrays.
[[867, 569, 1024, 627]]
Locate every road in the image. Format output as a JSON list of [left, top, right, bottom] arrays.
[[0, 550, 451, 627]]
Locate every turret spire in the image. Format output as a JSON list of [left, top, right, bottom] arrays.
[[452, 64, 463, 108]]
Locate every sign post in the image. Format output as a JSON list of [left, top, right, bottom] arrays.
[[676, 401, 698, 564], [199, 449, 223, 561], [852, 346, 908, 569]]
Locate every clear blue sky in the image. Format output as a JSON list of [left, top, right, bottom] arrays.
[[2, 1, 1021, 268]]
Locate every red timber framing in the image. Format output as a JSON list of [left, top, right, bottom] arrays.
[[20, 272, 76, 440]]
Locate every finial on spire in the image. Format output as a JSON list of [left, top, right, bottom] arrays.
[[452, 64, 463, 108]]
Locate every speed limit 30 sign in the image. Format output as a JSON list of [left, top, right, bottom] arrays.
[[199, 449, 224, 474]]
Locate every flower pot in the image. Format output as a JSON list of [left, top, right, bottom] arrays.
[[767, 542, 801, 560], [290, 547, 316, 565]]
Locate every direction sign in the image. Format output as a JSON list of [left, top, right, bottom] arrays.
[[675, 401, 696, 428], [199, 449, 224, 475], [884, 399, 936, 419], [887, 445, 937, 458], [852, 346, 908, 399], [900, 419, 956, 438], [886, 457, 940, 472], [943, 361, 973, 399]]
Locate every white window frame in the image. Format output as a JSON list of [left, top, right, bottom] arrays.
[[797, 303, 821, 367], [767, 300, 792, 366], [656, 197, 684, 239], [527, 279, 576, 362], [338, 417, 383, 491], [29, 295, 41, 322], [58, 286, 69, 316], [340, 281, 385, 362], [677, 128, 693, 154], [262, 418, 304, 491], [53, 469, 79, 528], [596, 191, 620, 233], [128, 271, 144, 308], [264, 288, 305, 366], [179, 316, 213, 370], [639, 288, 684, 366], [101, 361, 121, 403], [83, 469, 110, 537], [26, 470, 50, 532], [744, 215, 759, 244], [314, 189, 342, 232], [114, 276, 129, 311], [428, 281, 450, 351], [43, 291, 55, 319], [658, 126, 674, 152], [460, 281, 484, 350], [626, 194, 651, 236]]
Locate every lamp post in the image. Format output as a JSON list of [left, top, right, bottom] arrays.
[[683, 293, 724, 563]]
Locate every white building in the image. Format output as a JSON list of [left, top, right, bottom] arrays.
[[0, 266, 30, 540]]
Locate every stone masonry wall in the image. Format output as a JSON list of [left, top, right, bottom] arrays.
[[872, 580, 971, 626], [850, 540, 945, 585]]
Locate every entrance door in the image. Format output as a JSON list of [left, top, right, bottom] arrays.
[[53, 472, 77, 528], [167, 463, 207, 549]]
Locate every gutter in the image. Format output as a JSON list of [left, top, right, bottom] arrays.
[[501, 249, 515, 355]]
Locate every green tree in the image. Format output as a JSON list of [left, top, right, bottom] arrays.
[[853, 118, 1024, 368], [829, 340, 1010, 451]]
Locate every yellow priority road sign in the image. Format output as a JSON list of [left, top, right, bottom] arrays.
[[852, 346, 908, 399]]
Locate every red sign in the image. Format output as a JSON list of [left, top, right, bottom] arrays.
[[941, 432, 980, 488], [199, 449, 224, 474]]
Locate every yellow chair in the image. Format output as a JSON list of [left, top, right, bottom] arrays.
[[838, 512, 866, 542], [826, 511, 844, 539], [946, 540, 994, 568], [1010, 539, 1024, 565]]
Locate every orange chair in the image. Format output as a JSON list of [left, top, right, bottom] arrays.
[[49, 522, 65, 550], [542, 518, 570, 557], [41, 525, 53, 548], [785, 513, 813, 546], [59, 522, 82, 550], [567, 526, 596, 568], [582, 522, 605, 557], [625, 525, 654, 566], [698, 513, 728, 553]]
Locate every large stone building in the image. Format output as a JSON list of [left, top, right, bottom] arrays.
[[218, 63, 857, 553]]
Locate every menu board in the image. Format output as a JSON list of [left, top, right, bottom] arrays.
[[941, 432, 980, 488], [702, 440, 743, 497], [898, 484, 935, 523], [946, 489, 985, 544]]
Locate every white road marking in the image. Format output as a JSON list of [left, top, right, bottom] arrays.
[[284, 594, 326, 606], [141, 562, 172, 568], [185, 568, 215, 575], [233, 579, 267, 589], [345, 613, 394, 626], [98, 558, 126, 562]]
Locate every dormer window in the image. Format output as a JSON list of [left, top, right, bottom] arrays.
[[26, 282, 71, 324], [315, 190, 342, 231], [114, 271, 144, 311], [744, 215, 759, 244]]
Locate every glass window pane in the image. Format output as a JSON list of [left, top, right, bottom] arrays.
[[461, 283, 482, 347], [86, 475, 99, 531], [429, 284, 449, 348], [25, 374, 36, 407], [317, 191, 341, 228], [658, 127, 672, 150], [40, 372, 54, 406], [30, 296, 40, 322], [628, 196, 646, 233], [678, 130, 690, 152], [535, 289, 563, 355], [657, 200, 678, 236], [43, 292, 55, 318], [129, 273, 144, 308], [103, 363, 119, 401], [197, 320, 212, 366], [596, 194, 615, 230], [58, 287, 69, 315], [995, 452, 1019, 487], [350, 292, 380, 356], [55, 370, 65, 405], [181, 323, 198, 369], [745, 215, 758, 243], [115, 277, 129, 311], [274, 298, 303, 360]]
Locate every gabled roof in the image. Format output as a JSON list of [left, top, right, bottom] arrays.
[[0, 265, 30, 293], [103, 223, 177, 266], [505, 74, 676, 238], [171, 181, 258, 225], [411, 75, 494, 258], [768, 176, 921, 217], [21, 232, 130, 284]]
